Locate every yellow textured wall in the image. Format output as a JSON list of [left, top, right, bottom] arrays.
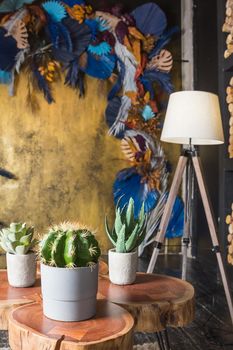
[[0, 75, 127, 253]]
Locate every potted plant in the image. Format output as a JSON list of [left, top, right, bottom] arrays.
[[39, 222, 101, 322], [0, 222, 37, 287], [105, 198, 147, 285]]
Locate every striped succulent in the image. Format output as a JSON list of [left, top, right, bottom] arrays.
[[0, 222, 37, 255], [39, 222, 101, 268], [105, 198, 147, 253]]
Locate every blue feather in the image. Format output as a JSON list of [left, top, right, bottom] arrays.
[[143, 70, 174, 94], [33, 67, 54, 104], [139, 77, 155, 100], [65, 61, 85, 96], [95, 17, 110, 32], [0, 70, 12, 84], [142, 105, 155, 121], [88, 42, 111, 56], [165, 196, 184, 238], [108, 59, 125, 101], [0, 168, 17, 179], [113, 167, 159, 218], [42, 1, 67, 22], [62, 0, 85, 6], [149, 26, 179, 58], [56, 22, 73, 52], [84, 19, 99, 39], [46, 21, 72, 52], [82, 52, 116, 79]]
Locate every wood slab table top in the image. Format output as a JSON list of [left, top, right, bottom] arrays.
[[0, 260, 108, 330], [8, 300, 134, 350], [98, 272, 195, 332], [0, 269, 41, 330]]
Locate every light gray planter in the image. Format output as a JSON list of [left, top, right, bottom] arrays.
[[108, 249, 138, 285], [6, 251, 37, 288], [41, 262, 99, 322]]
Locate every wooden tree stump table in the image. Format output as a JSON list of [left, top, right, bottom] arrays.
[[8, 300, 134, 350], [98, 272, 195, 332], [0, 270, 41, 330]]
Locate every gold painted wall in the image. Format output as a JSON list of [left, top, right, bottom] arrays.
[[0, 75, 128, 253]]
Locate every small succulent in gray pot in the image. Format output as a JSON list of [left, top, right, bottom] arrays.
[[105, 198, 147, 285], [0, 222, 37, 287]]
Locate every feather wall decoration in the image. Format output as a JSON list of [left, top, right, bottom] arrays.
[[0, 70, 12, 84], [42, 1, 67, 22], [52, 17, 91, 62], [87, 41, 111, 56], [131, 2, 167, 37], [0, 168, 17, 179], [5, 20, 29, 49], [114, 40, 138, 94], [149, 26, 179, 58], [82, 51, 116, 80], [0, 1, 182, 247], [142, 105, 155, 121], [142, 69, 174, 94], [62, 0, 85, 6], [0, 0, 35, 13], [2, 8, 28, 33], [0, 27, 19, 71], [107, 95, 132, 136], [146, 49, 173, 73], [33, 65, 54, 103], [113, 167, 160, 218], [95, 11, 120, 33]]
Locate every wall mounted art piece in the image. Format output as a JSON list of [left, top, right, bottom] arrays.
[[223, 0, 233, 58], [0, 0, 183, 252], [226, 204, 233, 265]]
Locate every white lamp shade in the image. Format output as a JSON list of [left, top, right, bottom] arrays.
[[161, 91, 224, 145]]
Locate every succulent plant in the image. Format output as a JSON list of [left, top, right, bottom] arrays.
[[39, 222, 101, 268], [105, 198, 147, 253], [0, 222, 37, 255]]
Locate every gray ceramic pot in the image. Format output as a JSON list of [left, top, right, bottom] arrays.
[[6, 251, 37, 288], [41, 262, 99, 322]]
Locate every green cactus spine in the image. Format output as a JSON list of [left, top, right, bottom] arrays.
[[0, 222, 37, 255], [40, 222, 101, 268], [105, 198, 147, 253]]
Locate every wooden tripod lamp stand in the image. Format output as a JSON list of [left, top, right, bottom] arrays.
[[147, 91, 233, 325]]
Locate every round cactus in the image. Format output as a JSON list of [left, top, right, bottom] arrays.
[[39, 222, 101, 268]]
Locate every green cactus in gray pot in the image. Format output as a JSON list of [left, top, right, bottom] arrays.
[[0, 222, 37, 255], [39, 222, 101, 268], [105, 198, 147, 253]]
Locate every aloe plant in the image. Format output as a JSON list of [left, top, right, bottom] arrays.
[[0, 222, 37, 255], [105, 198, 147, 253], [39, 222, 101, 268]]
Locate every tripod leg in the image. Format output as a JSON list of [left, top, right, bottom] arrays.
[[182, 157, 194, 280], [192, 156, 233, 325], [147, 156, 188, 273]]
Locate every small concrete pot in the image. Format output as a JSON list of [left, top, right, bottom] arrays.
[[108, 249, 138, 285], [41, 262, 99, 322], [6, 252, 37, 288]]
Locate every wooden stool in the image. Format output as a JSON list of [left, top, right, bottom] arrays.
[[8, 300, 134, 350], [0, 270, 41, 330], [98, 272, 195, 332]]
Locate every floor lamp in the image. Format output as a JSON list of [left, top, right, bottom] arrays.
[[147, 91, 233, 325]]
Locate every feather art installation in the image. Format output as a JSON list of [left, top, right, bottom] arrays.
[[0, 0, 183, 252]]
